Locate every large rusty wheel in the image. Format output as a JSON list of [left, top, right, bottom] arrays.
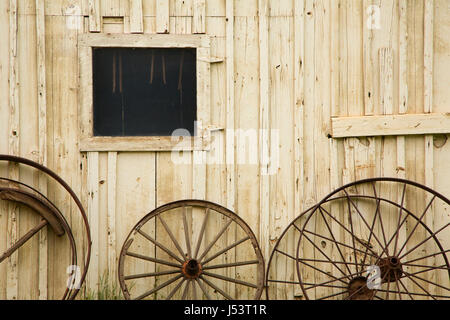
[[118, 200, 265, 300], [0, 155, 91, 300], [267, 178, 450, 300]]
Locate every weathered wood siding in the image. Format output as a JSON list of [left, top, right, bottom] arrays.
[[0, 0, 449, 299]]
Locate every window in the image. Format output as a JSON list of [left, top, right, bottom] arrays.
[[78, 34, 212, 152], [93, 48, 197, 137]]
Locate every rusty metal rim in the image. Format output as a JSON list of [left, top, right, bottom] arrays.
[[0, 154, 91, 300], [118, 199, 265, 300], [294, 178, 450, 300], [295, 195, 449, 299]]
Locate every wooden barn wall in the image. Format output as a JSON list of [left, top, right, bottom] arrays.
[[0, 0, 449, 299]]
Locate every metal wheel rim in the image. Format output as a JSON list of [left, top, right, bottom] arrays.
[[295, 178, 450, 300], [0, 155, 91, 300], [118, 199, 265, 300]]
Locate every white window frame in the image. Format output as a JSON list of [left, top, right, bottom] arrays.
[[78, 33, 211, 152]]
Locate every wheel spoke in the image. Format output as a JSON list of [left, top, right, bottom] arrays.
[[166, 278, 186, 300], [181, 279, 190, 300], [126, 251, 182, 269], [360, 198, 380, 270], [196, 278, 211, 300], [397, 277, 415, 300], [318, 205, 380, 257], [298, 225, 379, 259], [371, 182, 390, 256], [393, 272, 402, 300], [134, 274, 183, 300], [198, 218, 233, 262], [402, 270, 450, 292], [395, 195, 436, 257], [267, 279, 301, 285], [399, 222, 449, 260], [376, 287, 450, 299], [300, 232, 352, 280], [317, 290, 348, 300], [302, 269, 364, 291], [393, 183, 407, 255], [203, 271, 258, 289], [385, 275, 391, 300], [343, 190, 360, 273], [124, 269, 181, 280], [202, 236, 251, 265], [343, 190, 387, 259], [200, 275, 233, 300], [137, 229, 184, 264], [191, 280, 197, 300], [317, 207, 353, 275], [296, 256, 373, 267], [182, 206, 192, 259], [297, 259, 350, 286], [401, 264, 448, 278], [402, 249, 450, 265], [302, 282, 347, 290], [0, 219, 48, 264], [402, 262, 448, 270], [401, 271, 437, 300], [203, 260, 259, 270], [158, 215, 186, 259], [193, 208, 209, 259]]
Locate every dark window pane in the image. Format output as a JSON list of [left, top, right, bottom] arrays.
[[92, 47, 197, 136]]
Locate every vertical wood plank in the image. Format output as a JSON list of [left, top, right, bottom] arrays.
[[399, 0, 408, 115], [424, 0, 435, 296], [224, 0, 236, 299], [363, 0, 374, 115], [193, 0, 206, 34], [379, 48, 394, 115], [107, 152, 117, 280], [156, 0, 169, 34], [0, 0, 10, 299], [225, 0, 235, 213], [301, 0, 316, 300], [88, 0, 101, 32], [395, 1, 409, 297], [36, 0, 48, 300], [87, 152, 100, 293], [79, 45, 93, 141], [7, 0, 19, 300], [130, 0, 144, 33], [313, 0, 332, 299], [258, 0, 270, 279], [329, 0, 342, 299]]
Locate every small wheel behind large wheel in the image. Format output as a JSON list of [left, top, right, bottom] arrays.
[[118, 200, 265, 300]]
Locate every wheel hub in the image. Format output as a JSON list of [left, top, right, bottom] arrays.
[[377, 256, 403, 282], [182, 259, 203, 279]]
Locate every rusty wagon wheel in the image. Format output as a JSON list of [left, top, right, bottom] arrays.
[[118, 200, 265, 300], [266, 178, 450, 300], [294, 178, 450, 300], [0, 155, 91, 300]]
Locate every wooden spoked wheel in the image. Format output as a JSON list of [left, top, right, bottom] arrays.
[[0, 155, 91, 300], [118, 200, 265, 300], [267, 178, 450, 300]]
